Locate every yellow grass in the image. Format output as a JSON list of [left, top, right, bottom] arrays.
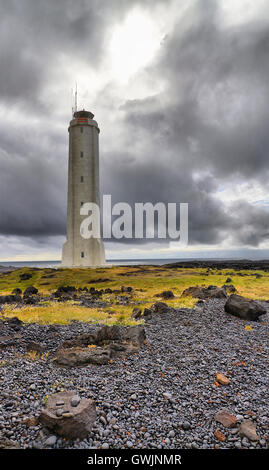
[[2, 301, 141, 325], [0, 265, 268, 325]]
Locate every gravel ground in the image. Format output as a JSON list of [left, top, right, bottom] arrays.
[[0, 299, 268, 449]]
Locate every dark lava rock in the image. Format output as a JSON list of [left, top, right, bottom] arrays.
[[155, 290, 175, 299], [26, 341, 46, 354], [226, 277, 233, 283], [12, 288, 22, 295], [181, 285, 227, 300], [24, 286, 38, 296], [132, 307, 142, 319], [19, 273, 32, 281], [23, 296, 40, 305], [60, 333, 98, 349], [55, 346, 111, 366], [39, 391, 96, 439], [0, 295, 22, 304], [53, 286, 77, 301], [151, 302, 171, 314], [96, 325, 145, 348], [224, 294, 266, 321], [6, 316, 23, 328], [222, 284, 237, 294], [143, 308, 152, 318], [121, 286, 133, 293], [0, 335, 17, 349], [55, 325, 146, 366], [104, 288, 113, 294]]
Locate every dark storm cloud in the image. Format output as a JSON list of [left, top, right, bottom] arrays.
[[0, 0, 172, 241], [0, 0, 268, 251], [123, 1, 269, 180], [100, 151, 230, 245], [110, 0, 269, 246], [0, 123, 67, 236]]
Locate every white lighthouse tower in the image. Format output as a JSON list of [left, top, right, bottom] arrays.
[[61, 108, 106, 267]]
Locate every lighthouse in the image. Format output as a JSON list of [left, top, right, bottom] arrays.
[[61, 109, 106, 267]]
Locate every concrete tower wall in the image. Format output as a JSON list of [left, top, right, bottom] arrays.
[[62, 111, 106, 267]]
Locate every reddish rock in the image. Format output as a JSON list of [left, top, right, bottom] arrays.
[[215, 409, 237, 428], [216, 373, 230, 386], [214, 430, 226, 442]]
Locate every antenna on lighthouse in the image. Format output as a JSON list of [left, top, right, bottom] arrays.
[[75, 82, 78, 113], [71, 83, 78, 117], [71, 88, 74, 117]]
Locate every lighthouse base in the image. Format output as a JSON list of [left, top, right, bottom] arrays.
[[61, 238, 106, 268]]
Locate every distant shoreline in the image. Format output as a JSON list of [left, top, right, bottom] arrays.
[[0, 258, 269, 272]]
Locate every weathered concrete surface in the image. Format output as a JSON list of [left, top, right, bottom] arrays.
[[62, 110, 106, 267]]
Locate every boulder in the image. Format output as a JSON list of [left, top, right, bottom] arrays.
[[39, 391, 96, 439], [132, 307, 142, 319], [54, 286, 76, 299], [155, 290, 175, 299], [104, 288, 113, 294], [56, 325, 146, 367], [19, 273, 32, 281], [60, 332, 98, 350], [121, 286, 133, 293], [26, 341, 46, 354], [12, 288, 22, 295], [151, 302, 171, 314], [0, 335, 17, 349], [24, 286, 38, 297], [222, 284, 237, 294], [95, 324, 145, 348], [143, 308, 152, 319], [55, 346, 111, 366], [5, 316, 23, 329], [181, 286, 227, 300], [0, 295, 22, 304], [224, 294, 266, 321], [23, 295, 40, 305]]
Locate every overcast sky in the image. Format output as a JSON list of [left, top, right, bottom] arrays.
[[0, 0, 269, 261]]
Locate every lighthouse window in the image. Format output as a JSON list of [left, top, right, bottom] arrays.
[[81, 251, 84, 258], [80, 127, 83, 133], [81, 176, 84, 182], [80, 151, 83, 158], [81, 201, 83, 206]]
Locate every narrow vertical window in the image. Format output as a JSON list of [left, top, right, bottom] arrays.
[[80, 151, 83, 158], [81, 201, 83, 206], [81, 251, 84, 258], [81, 176, 84, 182]]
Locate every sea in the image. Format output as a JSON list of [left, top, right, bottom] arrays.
[[0, 259, 179, 268], [0, 257, 248, 269]]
